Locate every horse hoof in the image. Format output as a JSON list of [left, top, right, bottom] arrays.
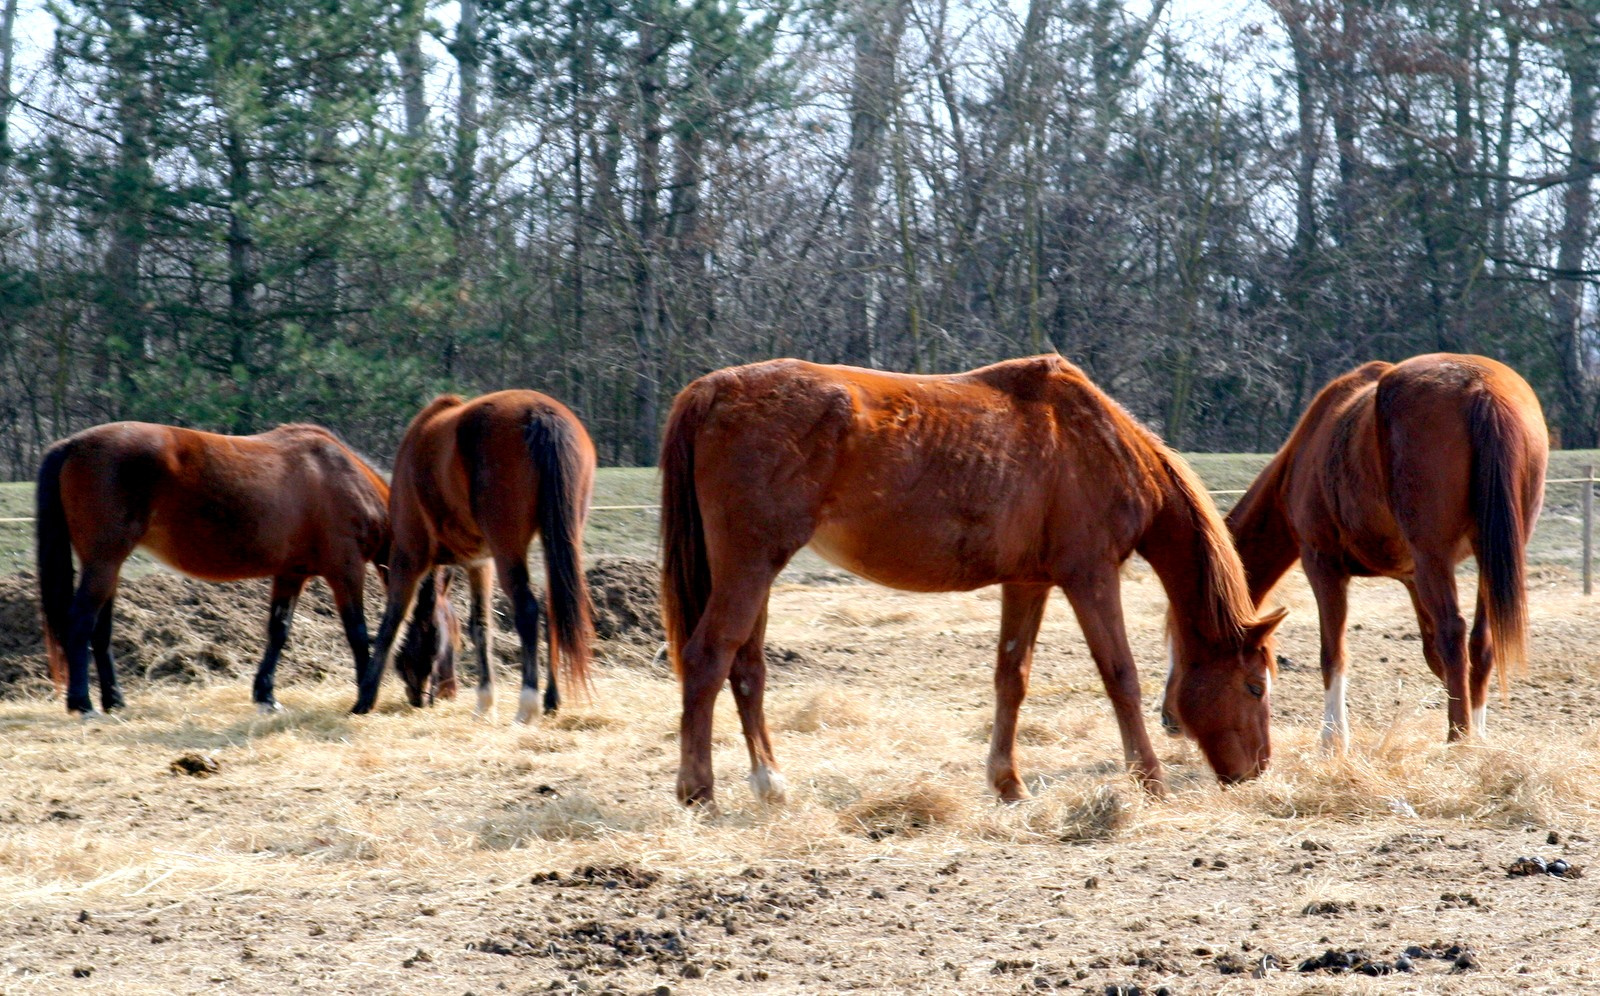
[[256, 701, 282, 715], [514, 688, 540, 725], [747, 766, 789, 805]]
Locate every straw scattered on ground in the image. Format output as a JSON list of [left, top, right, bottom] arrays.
[[2, 566, 1599, 993]]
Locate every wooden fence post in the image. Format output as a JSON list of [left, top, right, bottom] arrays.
[[1585, 465, 1594, 596]]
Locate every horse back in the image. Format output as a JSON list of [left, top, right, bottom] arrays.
[[679, 355, 1162, 588], [53, 421, 387, 579]]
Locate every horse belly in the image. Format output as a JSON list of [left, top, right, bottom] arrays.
[[807, 520, 989, 592], [140, 519, 282, 583]]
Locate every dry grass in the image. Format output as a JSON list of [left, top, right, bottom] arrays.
[[6, 649, 1599, 897], [4, 569, 1600, 992]]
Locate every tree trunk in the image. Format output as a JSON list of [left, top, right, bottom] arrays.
[[631, 9, 666, 463], [0, 0, 17, 156], [98, 0, 151, 418], [396, 11, 430, 216], [843, 0, 908, 366], [224, 121, 257, 432], [450, 0, 480, 234], [1489, 25, 1520, 264], [1552, 26, 1598, 446]]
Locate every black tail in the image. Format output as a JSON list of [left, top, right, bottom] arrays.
[[36, 443, 74, 693], [659, 382, 715, 679], [525, 409, 595, 696], [1467, 391, 1532, 689]]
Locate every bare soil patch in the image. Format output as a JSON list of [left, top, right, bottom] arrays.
[[2, 564, 1600, 993]]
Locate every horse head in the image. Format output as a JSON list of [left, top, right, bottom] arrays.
[[393, 569, 460, 708], [1160, 606, 1287, 784]]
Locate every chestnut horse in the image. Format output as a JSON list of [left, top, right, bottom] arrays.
[[660, 355, 1287, 807], [356, 391, 596, 722], [1191, 354, 1547, 748], [36, 421, 418, 715]]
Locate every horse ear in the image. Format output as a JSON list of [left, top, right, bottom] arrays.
[[1246, 606, 1289, 644]]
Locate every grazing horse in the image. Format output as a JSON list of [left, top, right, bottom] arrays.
[[395, 568, 462, 706], [357, 391, 596, 722], [36, 421, 410, 715], [1187, 354, 1547, 748], [660, 355, 1287, 807]]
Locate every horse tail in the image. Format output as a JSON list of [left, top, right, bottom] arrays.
[[1468, 390, 1533, 687], [526, 408, 595, 697], [660, 382, 714, 680], [36, 442, 75, 694]]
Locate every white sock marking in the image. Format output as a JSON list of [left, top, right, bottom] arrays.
[[1321, 672, 1348, 751], [1472, 704, 1487, 737], [748, 765, 788, 804], [475, 684, 494, 720], [515, 686, 540, 725]]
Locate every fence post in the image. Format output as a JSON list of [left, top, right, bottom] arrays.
[[1585, 465, 1594, 596]]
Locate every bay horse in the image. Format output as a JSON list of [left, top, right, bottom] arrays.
[[357, 391, 596, 722], [36, 421, 421, 715], [396, 567, 462, 706], [1180, 354, 1547, 748], [660, 355, 1287, 807]]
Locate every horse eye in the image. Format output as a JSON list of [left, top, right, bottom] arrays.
[[1246, 682, 1264, 699]]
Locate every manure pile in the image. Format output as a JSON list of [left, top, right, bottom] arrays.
[[0, 556, 668, 699]]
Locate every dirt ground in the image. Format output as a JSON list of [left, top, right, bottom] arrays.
[[2, 558, 1600, 994]]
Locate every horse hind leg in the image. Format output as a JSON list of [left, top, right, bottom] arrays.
[[66, 563, 121, 716], [987, 583, 1050, 802], [253, 575, 308, 713], [91, 595, 124, 712], [729, 605, 786, 804], [678, 570, 781, 808], [1410, 555, 1471, 740], [494, 556, 547, 725], [1468, 588, 1494, 737], [466, 563, 495, 719]]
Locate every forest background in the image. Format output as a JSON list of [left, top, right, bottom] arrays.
[[0, 0, 1597, 476]]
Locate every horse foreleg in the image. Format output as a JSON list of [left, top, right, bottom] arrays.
[[1302, 556, 1351, 753], [467, 562, 495, 719], [1061, 571, 1165, 796], [497, 556, 546, 724], [354, 562, 423, 715], [1468, 588, 1495, 737], [253, 575, 307, 713], [1410, 555, 1471, 740], [728, 605, 785, 804], [988, 583, 1050, 803], [91, 596, 124, 712]]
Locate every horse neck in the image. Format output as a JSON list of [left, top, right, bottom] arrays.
[[1136, 458, 1252, 648], [1223, 457, 1300, 608]]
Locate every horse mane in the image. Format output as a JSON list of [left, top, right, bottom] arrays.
[[1058, 361, 1255, 646], [1150, 441, 1257, 643]]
